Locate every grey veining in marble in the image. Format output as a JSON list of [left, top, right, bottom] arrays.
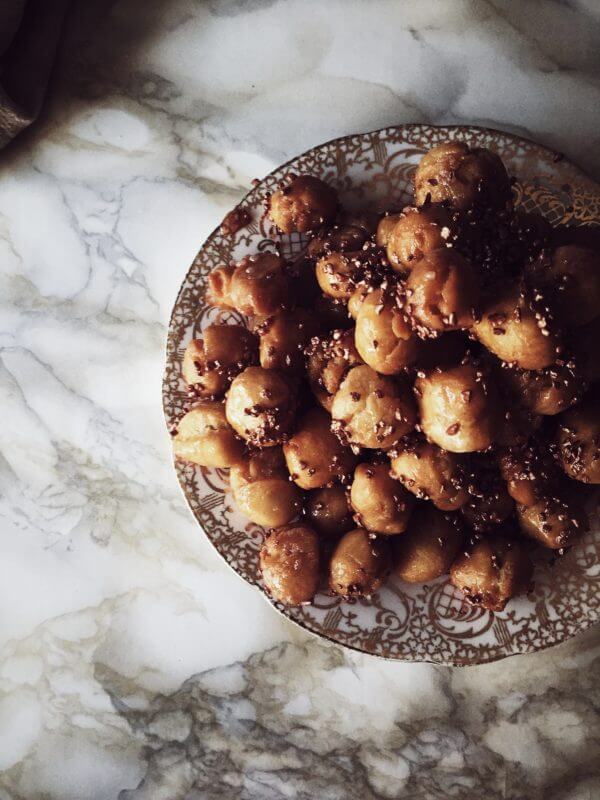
[[1, 1, 600, 798]]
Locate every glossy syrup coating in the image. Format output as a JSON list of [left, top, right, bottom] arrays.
[[555, 396, 600, 484], [376, 212, 403, 248], [416, 363, 499, 453], [414, 141, 512, 210], [498, 440, 557, 507], [207, 253, 291, 316], [386, 205, 457, 273], [332, 365, 417, 450], [307, 220, 370, 258], [283, 407, 357, 490], [315, 251, 362, 300], [350, 462, 415, 535], [260, 525, 320, 605], [182, 324, 258, 398], [256, 308, 320, 373], [406, 249, 479, 334], [268, 175, 338, 233], [389, 435, 468, 511], [529, 245, 600, 328], [230, 448, 302, 528], [450, 536, 533, 611], [461, 457, 514, 532], [498, 360, 584, 416], [306, 328, 363, 411], [305, 485, 354, 538], [516, 491, 586, 549], [393, 504, 463, 583], [473, 287, 559, 370], [329, 528, 390, 597], [172, 403, 243, 468], [354, 285, 421, 374], [225, 366, 296, 447]]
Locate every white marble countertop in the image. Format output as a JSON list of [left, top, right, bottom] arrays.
[[1, 1, 600, 798]]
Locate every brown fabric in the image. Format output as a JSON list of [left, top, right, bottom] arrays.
[[0, 0, 70, 148]]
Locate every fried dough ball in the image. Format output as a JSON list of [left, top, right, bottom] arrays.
[[376, 213, 402, 247], [225, 366, 296, 447], [307, 221, 370, 258], [516, 492, 586, 549], [329, 528, 390, 597], [555, 397, 600, 484], [182, 325, 258, 398], [390, 435, 468, 511], [255, 308, 319, 373], [416, 363, 499, 453], [461, 458, 514, 532], [386, 205, 456, 273], [406, 249, 479, 333], [571, 316, 600, 383], [530, 245, 600, 328], [347, 288, 367, 319], [393, 505, 463, 583], [414, 141, 511, 210], [498, 361, 583, 416], [450, 536, 532, 611], [306, 329, 363, 411], [268, 175, 338, 234], [354, 286, 420, 374], [283, 407, 357, 489], [207, 253, 290, 316], [473, 288, 559, 370], [172, 403, 243, 468], [260, 525, 320, 605], [350, 462, 414, 535], [332, 365, 417, 449], [230, 448, 302, 527], [315, 251, 362, 300], [498, 441, 556, 507], [305, 486, 353, 538]]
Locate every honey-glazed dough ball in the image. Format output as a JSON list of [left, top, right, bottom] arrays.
[[230, 448, 302, 527], [350, 462, 414, 535], [450, 536, 532, 611], [416, 363, 499, 453], [347, 288, 368, 319], [414, 141, 511, 210], [329, 528, 390, 597], [260, 525, 320, 605], [406, 249, 479, 333], [386, 205, 456, 273], [307, 221, 370, 259], [393, 504, 463, 583], [498, 361, 583, 416], [571, 316, 600, 383], [354, 286, 420, 374], [256, 308, 319, 373], [555, 397, 600, 484], [306, 329, 363, 411], [182, 324, 258, 398], [498, 441, 556, 507], [376, 213, 403, 248], [315, 251, 362, 300], [283, 407, 357, 490], [268, 175, 338, 233], [473, 288, 559, 370], [207, 253, 290, 316], [172, 403, 243, 468], [305, 485, 353, 538], [461, 458, 514, 532], [390, 435, 468, 511], [530, 245, 600, 328], [225, 366, 296, 447], [332, 365, 417, 450], [516, 492, 586, 549]]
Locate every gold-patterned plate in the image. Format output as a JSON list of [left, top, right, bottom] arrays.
[[163, 124, 600, 665]]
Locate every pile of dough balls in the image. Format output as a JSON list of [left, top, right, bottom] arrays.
[[172, 142, 599, 614]]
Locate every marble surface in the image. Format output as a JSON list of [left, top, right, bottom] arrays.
[[1, 1, 600, 798]]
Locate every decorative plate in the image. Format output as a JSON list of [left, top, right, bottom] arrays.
[[163, 124, 600, 665]]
